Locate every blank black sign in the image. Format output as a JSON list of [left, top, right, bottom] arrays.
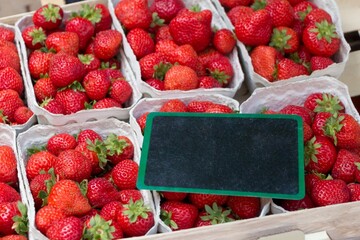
[[138, 112, 305, 200]]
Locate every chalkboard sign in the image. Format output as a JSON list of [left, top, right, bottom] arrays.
[[137, 112, 305, 200]]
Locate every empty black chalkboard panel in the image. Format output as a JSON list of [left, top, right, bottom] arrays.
[[137, 112, 305, 200]]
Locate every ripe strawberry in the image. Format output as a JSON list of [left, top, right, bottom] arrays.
[[54, 149, 92, 182], [195, 203, 234, 227], [305, 172, 323, 195], [0, 182, 20, 204], [80, 208, 99, 224], [109, 79, 133, 105], [205, 104, 234, 113], [75, 141, 105, 175], [302, 21, 340, 57], [303, 121, 314, 142], [34, 77, 57, 102], [83, 214, 120, 239], [30, 173, 52, 209], [164, 65, 199, 90], [21, 25, 46, 50], [161, 201, 198, 230], [160, 192, 187, 201], [212, 28, 236, 55], [87, 178, 120, 208], [47, 133, 77, 156], [290, 45, 312, 66], [155, 39, 178, 57], [0, 39, 17, 53], [119, 189, 143, 204], [104, 134, 134, 165], [189, 193, 228, 209], [220, 0, 253, 9], [0, 235, 27, 240], [83, 70, 111, 101], [112, 159, 138, 190], [150, 0, 185, 23], [348, 183, 360, 201], [46, 216, 83, 240], [312, 111, 332, 138], [93, 29, 122, 60], [155, 25, 173, 42], [28, 50, 54, 80], [0, 201, 27, 236], [304, 92, 345, 114], [78, 54, 101, 75], [77, 129, 102, 144], [33, 4, 64, 30], [160, 99, 188, 112], [126, 28, 155, 60], [65, 17, 95, 51], [206, 55, 234, 87], [115, 0, 152, 31], [0, 67, 24, 95], [0, 27, 15, 42], [169, 7, 212, 52], [13, 106, 33, 124], [0, 89, 24, 122], [145, 78, 165, 90], [100, 201, 123, 221], [94, 4, 112, 33], [227, 196, 260, 219], [277, 193, 314, 211], [250, 45, 277, 82], [117, 199, 154, 236], [332, 149, 360, 183], [0, 145, 17, 184], [137, 112, 150, 134], [92, 98, 122, 109], [310, 56, 334, 72], [0, 46, 21, 73], [198, 76, 222, 89], [25, 151, 56, 181], [270, 26, 299, 53], [304, 8, 332, 26], [227, 6, 254, 26], [305, 136, 337, 174], [48, 179, 91, 216], [167, 44, 198, 71], [45, 32, 79, 56], [311, 179, 350, 207], [280, 105, 314, 125], [35, 205, 67, 234], [294, 1, 317, 21], [277, 58, 309, 80], [54, 88, 89, 114], [41, 98, 65, 115], [187, 101, 215, 113], [139, 52, 167, 80]]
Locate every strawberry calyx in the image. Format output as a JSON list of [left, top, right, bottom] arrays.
[[123, 199, 151, 223], [85, 101, 95, 110], [0, 110, 9, 124], [304, 136, 321, 166], [12, 201, 29, 236], [297, 5, 314, 22], [58, 81, 85, 92], [29, 27, 46, 46], [150, 12, 165, 29], [160, 209, 178, 230], [100, 61, 118, 70], [83, 214, 115, 240], [78, 54, 95, 65], [79, 179, 88, 197], [313, 93, 344, 114], [86, 139, 108, 169], [324, 114, 344, 146], [190, 4, 202, 12], [72, 4, 102, 24], [251, 0, 267, 10], [41, 4, 62, 23], [39, 97, 53, 108], [104, 133, 128, 156], [270, 28, 292, 53], [355, 162, 360, 171], [153, 62, 172, 80], [209, 69, 230, 86], [38, 168, 57, 206], [309, 20, 338, 43], [201, 203, 234, 225], [26, 145, 47, 156]]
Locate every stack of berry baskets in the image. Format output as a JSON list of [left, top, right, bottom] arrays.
[[109, 0, 244, 98], [0, 124, 30, 239], [15, 3, 142, 126], [240, 77, 360, 214], [211, 0, 350, 92], [0, 23, 36, 133], [16, 118, 158, 239], [129, 93, 241, 146]]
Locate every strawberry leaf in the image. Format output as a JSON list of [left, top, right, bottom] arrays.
[[83, 214, 114, 240], [12, 201, 29, 235]]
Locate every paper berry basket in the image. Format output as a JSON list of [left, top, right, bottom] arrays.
[[16, 118, 158, 239], [210, 0, 351, 92], [108, 0, 244, 98], [15, 10, 142, 126]]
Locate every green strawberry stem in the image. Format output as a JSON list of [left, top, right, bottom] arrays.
[[314, 93, 344, 114], [304, 136, 321, 166], [355, 162, 360, 171], [201, 203, 234, 225], [100, 61, 118, 70], [83, 214, 115, 240], [210, 69, 230, 85], [72, 4, 102, 24], [39, 168, 57, 207], [150, 12, 165, 28], [26, 145, 47, 156], [79, 179, 88, 196], [160, 210, 178, 230], [309, 20, 339, 43], [29, 27, 46, 46], [42, 4, 62, 23], [123, 199, 151, 223], [0, 110, 9, 124], [324, 115, 344, 146], [190, 4, 202, 12], [78, 54, 95, 65], [270, 28, 292, 52], [86, 139, 109, 169], [58, 81, 85, 92], [12, 201, 29, 236], [104, 133, 128, 156], [251, 0, 267, 10], [153, 62, 172, 81]]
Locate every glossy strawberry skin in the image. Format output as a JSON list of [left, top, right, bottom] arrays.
[[54, 89, 89, 115], [311, 179, 350, 207], [250, 45, 277, 82], [42, 98, 65, 115], [304, 93, 345, 114], [0, 46, 21, 73], [112, 159, 138, 190], [160, 191, 187, 201], [115, 0, 152, 31], [34, 77, 57, 103], [280, 104, 314, 126], [30, 173, 51, 210], [0, 27, 15, 42], [83, 70, 111, 101], [94, 4, 113, 33], [213, 29, 236, 55], [13, 106, 33, 124], [93, 29, 122, 60], [0, 67, 24, 95], [332, 149, 360, 183], [150, 0, 185, 23], [87, 177, 120, 208], [348, 183, 360, 201], [47, 133, 77, 156], [187, 101, 215, 113], [164, 65, 199, 91], [265, 0, 295, 27], [139, 52, 167, 80], [25, 151, 57, 181], [21, 25, 46, 50], [93, 98, 122, 109], [0, 89, 24, 122], [77, 129, 102, 144], [227, 196, 261, 219], [304, 8, 332, 26], [227, 6, 254, 26], [65, 17, 95, 51], [0, 182, 20, 204], [33, 4, 64, 30], [28, 50, 54, 80], [328, 113, 360, 149], [312, 112, 332, 137], [206, 55, 234, 87], [46, 216, 83, 240], [310, 56, 334, 72], [160, 201, 198, 230], [119, 189, 143, 204], [189, 193, 228, 209], [160, 99, 188, 112], [35, 205, 67, 234], [0, 202, 20, 235], [276, 58, 309, 80], [127, 28, 155, 60], [109, 79, 133, 105], [107, 135, 134, 165], [45, 32, 79, 56], [277, 194, 314, 211]]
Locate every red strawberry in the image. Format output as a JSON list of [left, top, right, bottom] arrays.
[[46, 216, 83, 240], [155, 25, 173, 42], [227, 6, 254, 26], [49, 53, 85, 88], [310, 56, 334, 72], [212, 29, 236, 55], [112, 159, 138, 190], [234, 9, 272, 46], [145, 78, 165, 90], [0, 67, 23, 95], [304, 92, 345, 114], [187, 101, 215, 113], [47, 133, 77, 156], [115, 0, 152, 31], [189, 193, 228, 209], [48, 179, 91, 216], [270, 26, 299, 53], [263, 0, 295, 27], [280, 105, 314, 125], [348, 183, 360, 201], [0, 235, 27, 240], [332, 149, 360, 183], [250, 45, 277, 82], [104, 134, 134, 165], [0, 27, 15, 42], [34, 77, 57, 102], [294, 1, 317, 21], [0, 182, 20, 204], [117, 199, 154, 237], [109, 79, 133, 105], [160, 192, 187, 201], [13, 106, 33, 124], [78, 54, 101, 75], [160, 99, 188, 112], [220, 0, 253, 9], [65, 17, 95, 51], [75, 141, 105, 175], [119, 189, 143, 204], [0, 47, 21, 73], [277, 58, 309, 80], [127, 28, 155, 60], [54, 149, 92, 182], [77, 129, 102, 144], [28, 50, 54, 80], [205, 104, 234, 113], [54, 88, 89, 114], [303, 121, 314, 142], [312, 112, 332, 137], [277, 194, 314, 211], [305, 136, 337, 174], [206, 55, 234, 87], [150, 0, 185, 23], [21, 25, 46, 50], [161, 201, 198, 230], [164, 65, 199, 90], [94, 4, 113, 33], [0, 89, 24, 122], [0, 201, 27, 236], [226, 196, 260, 219], [0, 145, 17, 185], [139, 52, 167, 80], [137, 112, 149, 133], [169, 7, 212, 52], [41, 98, 65, 115], [83, 70, 111, 101], [167, 44, 198, 71], [195, 203, 234, 227], [100, 201, 123, 221], [311, 179, 350, 206], [33, 4, 63, 30], [304, 8, 332, 26], [87, 178, 120, 208], [93, 98, 122, 109], [35, 205, 67, 234], [155, 39, 178, 56], [83, 214, 121, 239], [0, 39, 17, 53], [45, 32, 79, 56], [198, 76, 222, 89], [93, 29, 122, 60], [290, 45, 312, 66], [25, 151, 56, 181], [305, 172, 323, 195], [30, 173, 52, 209]]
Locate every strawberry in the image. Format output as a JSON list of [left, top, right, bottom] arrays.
[[294, 1, 317, 21], [0, 235, 27, 240], [0, 39, 17, 53], [126, 28, 155, 60], [276, 193, 314, 211], [160, 99, 188, 112], [169, 7, 212, 52], [332, 149, 360, 183], [270, 26, 299, 53], [25, 151, 56, 181], [112, 159, 138, 190], [104, 134, 134, 165], [117, 199, 154, 236], [48, 179, 91, 216], [115, 0, 152, 31], [164, 65, 199, 90], [303, 121, 314, 142], [35, 205, 67, 234], [0, 27, 15, 42], [77, 129, 102, 144], [49, 53, 85, 88], [0, 182, 20, 204], [83, 214, 118, 239], [220, 0, 253, 9], [305, 136, 337, 174], [21, 25, 46, 50], [28, 50, 54, 80], [195, 203, 234, 227], [155, 25, 173, 42], [119, 189, 143, 204], [145, 78, 165, 90], [304, 93, 345, 114], [0, 201, 28, 236], [74, 141, 105, 175], [304, 8, 332, 26], [312, 111, 332, 138], [54, 88, 89, 114], [161, 201, 198, 230], [139, 52, 167, 80], [227, 6, 254, 26], [100, 201, 123, 221], [277, 58, 309, 80], [189, 193, 228, 209], [29, 173, 52, 209], [205, 104, 234, 113], [13, 106, 33, 125], [34, 77, 57, 102], [80, 208, 99, 225], [187, 101, 215, 113], [92, 98, 122, 109], [83, 70, 111, 101], [0, 46, 21, 73], [305, 172, 323, 195], [0, 67, 24, 95], [93, 29, 122, 60], [87, 178, 120, 208], [109, 79, 133, 105], [302, 21, 340, 57], [251, 0, 294, 27], [0, 145, 17, 184], [212, 29, 236, 55], [155, 39, 178, 56], [290, 45, 312, 66], [310, 56, 334, 72], [45, 32, 79, 56], [160, 192, 187, 201], [46, 216, 83, 240], [199, 76, 222, 89], [47, 133, 77, 156], [250, 45, 277, 82], [54, 149, 92, 182], [279, 105, 314, 125], [150, 0, 185, 23], [226, 196, 260, 219], [41, 98, 65, 115], [0, 89, 24, 122], [206, 55, 234, 87], [167, 44, 198, 71], [311, 179, 350, 207], [78, 54, 101, 75], [33, 4, 63, 30], [94, 4, 112, 33], [65, 17, 95, 51], [348, 183, 360, 201]]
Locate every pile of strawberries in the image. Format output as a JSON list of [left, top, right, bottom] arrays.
[[115, 0, 237, 91], [262, 92, 360, 209], [158, 192, 261, 230], [0, 26, 34, 125], [0, 145, 28, 239], [136, 99, 235, 133], [220, 0, 340, 81], [25, 128, 155, 238], [21, 3, 133, 115]]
